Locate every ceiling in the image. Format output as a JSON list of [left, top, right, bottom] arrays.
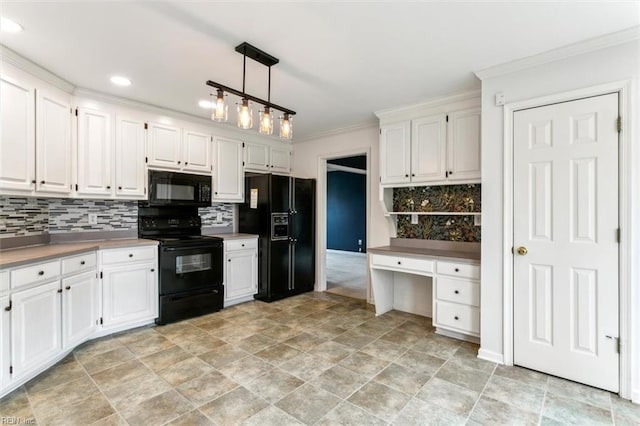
[[1, 2, 638, 141]]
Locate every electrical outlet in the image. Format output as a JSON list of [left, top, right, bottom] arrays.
[[411, 214, 419, 225], [474, 214, 481, 226], [216, 212, 223, 222], [88, 213, 98, 225], [358, 239, 362, 245]]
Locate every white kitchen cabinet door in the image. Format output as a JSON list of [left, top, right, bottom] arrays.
[[243, 142, 269, 172], [270, 146, 291, 174], [102, 263, 157, 329], [11, 281, 62, 381], [0, 296, 9, 389], [380, 121, 411, 185], [36, 89, 72, 194], [77, 107, 113, 196], [62, 271, 98, 350], [183, 129, 212, 174], [411, 114, 447, 183], [115, 114, 147, 199], [0, 74, 35, 192], [213, 137, 243, 201], [225, 251, 257, 302], [147, 123, 181, 170], [447, 108, 481, 182]]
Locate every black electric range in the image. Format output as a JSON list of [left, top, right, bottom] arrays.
[[139, 207, 224, 325]]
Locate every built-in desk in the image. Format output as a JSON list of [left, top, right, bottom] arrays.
[[369, 239, 480, 342]]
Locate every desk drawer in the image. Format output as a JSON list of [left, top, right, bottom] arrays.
[[370, 254, 434, 274], [11, 260, 61, 289], [437, 261, 480, 280], [435, 301, 480, 335], [101, 246, 156, 265], [62, 252, 97, 276], [436, 277, 480, 307], [226, 238, 257, 252]]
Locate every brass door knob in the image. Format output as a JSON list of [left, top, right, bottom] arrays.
[[516, 246, 528, 256]]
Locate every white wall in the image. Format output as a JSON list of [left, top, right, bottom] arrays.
[[292, 125, 390, 248], [479, 39, 639, 400]]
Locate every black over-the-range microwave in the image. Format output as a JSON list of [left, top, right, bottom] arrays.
[[146, 170, 212, 207]]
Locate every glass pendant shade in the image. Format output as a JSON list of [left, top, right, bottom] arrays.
[[237, 98, 253, 129], [212, 90, 228, 122], [279, 113, 293, 140], [259, 107, 274, 135]]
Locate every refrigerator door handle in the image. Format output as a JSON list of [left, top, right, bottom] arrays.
[[291, 243, 295, 290]]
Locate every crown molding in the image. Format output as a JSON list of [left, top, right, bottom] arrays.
[[0, 45, 76, 93], [374, 89, 481, 122], [293, 120, 378, 144], [475, 25, 640, 81]]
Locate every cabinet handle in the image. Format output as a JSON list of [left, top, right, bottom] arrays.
[[4, 301, 11, 311], [454, 316, 459, 320], [212, 289, 219, 294], [454, 290, 459, 294], [38, 271, 44, 276], [445, 171, 449, 178], [129, 254, 133, 257], [80, 260, 85, 265], [57, 289, 63, 293], [455, 268, 460, 272], [65, 286, 71, 290], [31, 180, 36, 184]]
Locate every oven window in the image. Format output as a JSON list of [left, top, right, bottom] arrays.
[[176, 253, 212, 274], [156, 183, 195, 201]]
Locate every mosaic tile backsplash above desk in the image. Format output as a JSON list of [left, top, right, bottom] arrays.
[[393, 184, 481, 242]]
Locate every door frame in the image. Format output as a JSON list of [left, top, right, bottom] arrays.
[[502, 80, 635, 399], [316, 148, 371, 301]]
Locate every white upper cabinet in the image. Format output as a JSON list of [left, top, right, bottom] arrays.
[[244, 142, 270, 172], [380, 121, 411, 185], [36, 89, 72, 194], [411, 114, 447, 183], [0, 73, 35, 192], [115, 113, 147, 199], [270, 146, 292, 174], [378, 101, 481, 187], [147, 122, 182, 170], [213, 137, 243, 202], [447, 108, 481, 181], [77, 107, 113, 196], [183, 129, 212, 174]]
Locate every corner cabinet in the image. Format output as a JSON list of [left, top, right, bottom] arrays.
[[379, 107, 480, 187], [213, 137, 244, 202], [100, 246, 158, 332]]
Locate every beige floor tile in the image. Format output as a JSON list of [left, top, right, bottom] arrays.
[[339, 351, 390, 378], [361, 339, 407, 362], [121, 390, 193, 426], [241, 405, 304, 426], [416, 376, 479, 416], [244, 369, 304, 404], [332, 329, 377, 349], [165, 410, 214, 426], [254, 343, 302, 366], [316, 401, 387, 426], [276, 383, 341, 425], [373, 362, 430, 395], [283, 332, 326, 351], [24, 356, 86, 394], [139, 345, 192, 372], [279, 352, 336, 381], [470, 396, 540, 426], [217, 355, 274, 385], [38, 392, 115, 426], [199, 386, 269, 425], [79, 346, 136, 375], [483, 374, 546, 414], [101, 369, 172, 412], [435, 361, 492, 393], [176, 371, 239, 405], [29, 375, 100, 418], [90, 359, 150, 391], [236, 333, 277, 353], [308, 340, 355, 363], [394, 398, 467, 426], [0, 387, 36, 424], [125, 333, 175, 357], [198, 344, 249, 368], [157, 356, 215, 387], [347, 381, 411, 422], [542, 393, 613, 425]]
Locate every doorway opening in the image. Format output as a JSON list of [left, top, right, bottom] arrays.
[[324, 155, 367, 299]]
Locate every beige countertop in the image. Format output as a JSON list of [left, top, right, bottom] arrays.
[[368, 245, 480, 263], [0, 239, 158, 269], [209, 233, 258, 240]]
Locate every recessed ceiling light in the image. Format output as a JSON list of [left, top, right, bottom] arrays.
[[198, 100, 214, 109], [1, 17, 23, 33], [110, 75, 131, 87]]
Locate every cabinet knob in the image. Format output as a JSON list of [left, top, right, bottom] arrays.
[[241, 244, 245, 247], [449, 171, 453, 175], [397, 261, 401, 265], [118, 186, 122, 190], [185, 162, 188, 165], [107, 185, 111, 189], [129, 254, 133, 257], [150, 268, 155, 272], [215, 192, 218, 195], [178, 161, 181, 164], [455, 268, 459, 272], [228, 259, 231, 262], [38, 270, 44, 276], [65, 286, 71, 290], [405, 174, 409, 178], [454, 290, 459, 294], [454, 316, 459, 320], [270, 165, 274, 168], [80, 260, 85, 265], [31, 180, 36, 184], [40, 180, 45, 184], [57, 289, 63, 293]]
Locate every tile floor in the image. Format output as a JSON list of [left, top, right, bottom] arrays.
[[326, 250, 367, 299], [1, 291, 638, 426]]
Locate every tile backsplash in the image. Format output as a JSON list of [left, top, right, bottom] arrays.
[[393, 184, 481, 242], [0, 196, 235, 239]]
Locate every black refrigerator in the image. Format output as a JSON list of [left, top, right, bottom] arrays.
[[239, 173, 315, 302]]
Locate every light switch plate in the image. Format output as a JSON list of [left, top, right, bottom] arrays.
[[411, 214, 419, 225], [88, 213, 98, 225]]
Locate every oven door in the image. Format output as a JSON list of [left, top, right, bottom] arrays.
[[159, 243, 223, 295], [148, 171, 211, 207]]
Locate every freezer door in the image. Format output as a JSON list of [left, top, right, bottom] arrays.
[[291, 178, 316, 292], [269, 240, 291, 300]]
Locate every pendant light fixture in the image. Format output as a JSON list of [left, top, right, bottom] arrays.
[[206, 42, 295, 139]]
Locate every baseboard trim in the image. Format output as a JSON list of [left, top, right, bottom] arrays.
[[632, 389, 640, 404], [478, 348, 505, 364], [435, 328, 479, 344], [326, 249, 366, 256]]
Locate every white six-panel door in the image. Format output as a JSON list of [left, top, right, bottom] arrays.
[[513, 93, 619, 392]]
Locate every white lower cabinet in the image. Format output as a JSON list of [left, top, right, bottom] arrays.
[[11, 281, 62, 381], [0, 296, 10, 389], [100, 247, 158, 331], [223, 237, 258, 307], [62, 270, 99, 350]]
